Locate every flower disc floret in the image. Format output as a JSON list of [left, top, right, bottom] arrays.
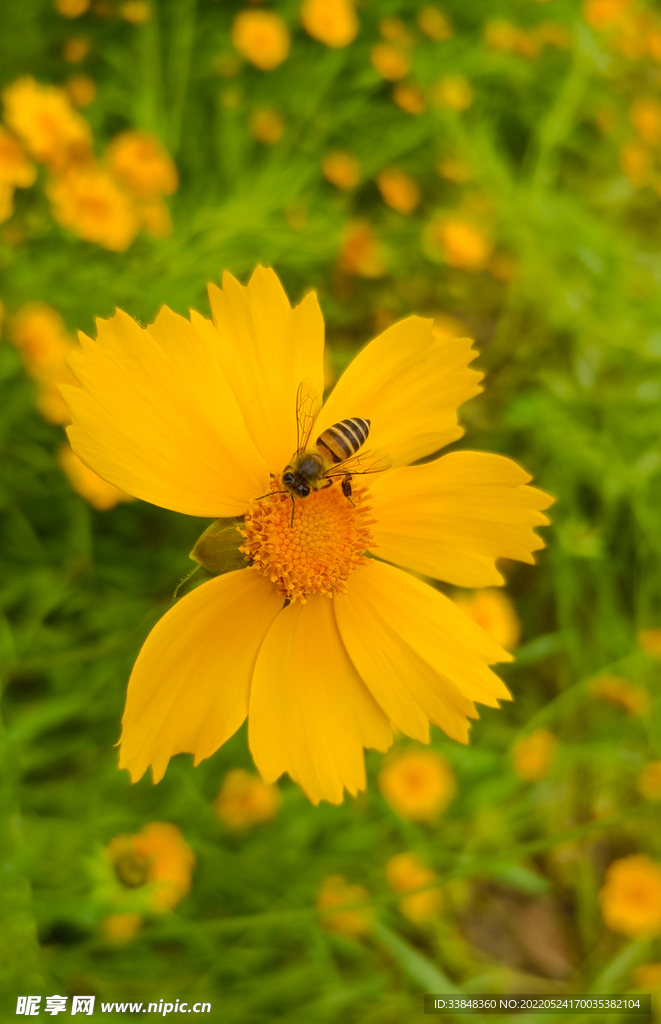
[[241, 479, 375, 603]]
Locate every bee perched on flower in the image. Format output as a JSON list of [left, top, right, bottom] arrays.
[[62, 267, 552, 804]]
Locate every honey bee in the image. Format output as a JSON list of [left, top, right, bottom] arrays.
[[260, 379, 390, 526]]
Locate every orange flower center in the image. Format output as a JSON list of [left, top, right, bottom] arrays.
[[241, 477, 375, 603]]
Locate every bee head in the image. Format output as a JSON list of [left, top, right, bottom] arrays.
[[282, 471, 310, 498]]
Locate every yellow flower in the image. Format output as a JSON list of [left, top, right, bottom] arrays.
[[418, 6, 452, 41], [249, 109, 285, 146], [9, 301, 77, 423], [300, 0, 359, 49], [47, 165, 138, 251], [102, 913, 142, 943], [317, 875, 372, 936], [512, 728, 557, 782], [430, 74, 473, 111], [385, 851, 442, 923], [426, 217, 493, 271], [120, 0, 150, 23], [620, 142, 652, 188], [0, 183, 13, 224], [376, 168, 420, 214], [55, 0, 90, 16], [136, 197, 172, 238], [590, 674, 651, 716], [66, 75, 96, 108], [484, 19, 520, 53], [107, 131, 178, 198], [231, 11, 290, 71], [638, 761, 661, 800], [107, 822, 196, 913], [638, 628, 661, 658], [58, 444, 135, 510], [632, 963, 661, 988], [62, 266, 552, 804], [215, 768, 282, 830], [3, 76, 92, 171], [452, 588, 520, 650], [437, 155, 471, 182], [370, 44, 410, 81], [535, 22, 571, 49], [338, 220, 386, 276], [0, 129, 37, 187], [599, 855, 661, 937], [322, 150, 360, 190], [630, 98, 661, 145], [583, 0, 632, 31], [379, 17, 413, 46], [63, 36, 91, 63], [379, 749, 456, 820], [392, 84, 426, 115]]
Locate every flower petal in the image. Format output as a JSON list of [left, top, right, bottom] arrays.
[[248, 595, 393, 804], [64, 307, 269, 516], [314, 318, 482, 467], [336, 560, 511, 745], [205, 266, 325, 471], [119, 570, 283, 783], [370, 451, 554, 586]]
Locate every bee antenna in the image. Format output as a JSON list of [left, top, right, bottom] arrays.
[[254, 489, 288, 501]]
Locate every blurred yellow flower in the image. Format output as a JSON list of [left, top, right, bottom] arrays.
[[58, 444, 135, 510], [317, 875, 372, 936], [484, 19, 520, 52], [452, 588, 520, 650], [620, 142, 652, 187], [55, 0, 90, 16], [632, 962, 661, 988], [392, 83, 426, 115], [590, 674, 651, 716], [599, 855, 661, 937], [426, 217, 493, 271], [232, 11, 290, 71], [339, 220, 386, 276], [62, 266, 551, 803], [3, 76, 93, 170], [535, 22, 571, 49], [107, 130, 178, 198], [215, 768, 282, 830], [385, 851, 442, 923], [249, 108, 285, 145], [120, 1, 150, 23], [66, 75, 96, 108], [137, 197, 172, 238], [63, 36, 90, 63], [430, 74, 473, 111], [9, 302, 72, 379], [638, 628, 661, 658], [512, 728, 557, 782], [107, 822, 196, 913], [102, 912, 142, 943], [47, 165, 138, 251], [0, 182, 14, 224], [300, 0, 359, 49], [583, 0, 632, 31], [0, 129, 36, 188], [379, 17, 413, 46], [322, 150, 360, 190], [370, 43, 410, 81], [418, 6, 452, 41], [630, 98, 661, 146], [638, 761, 661, 800], [379, 749, 456, 821], [437, 155, 471, 182], [376, 168, 420, 214]]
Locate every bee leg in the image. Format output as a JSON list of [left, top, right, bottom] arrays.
[[319, 479, 334, 490], [341, 475, 356, 506]]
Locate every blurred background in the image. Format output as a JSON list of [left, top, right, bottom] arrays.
[[1, 0, 661, 1020]]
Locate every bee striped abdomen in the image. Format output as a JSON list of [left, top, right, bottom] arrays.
[[316, 418, 370, 464]]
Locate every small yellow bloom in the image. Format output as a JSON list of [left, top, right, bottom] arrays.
[[379, 749, 456, 821], [535, 22, 571, 49], [632, 962, 661, 988], [377, 168, 420, 214], [630, 98, 661, 145], [3, 76, 93, 170], [66, 75, 96, 108], [599, 855, 661, 937], [430, 74, 472, 111], [107, 131, 178, 198], [215, 768, 281, 830], [379, 17, 413, 46], [392, 83, 426, 115], [137, 197, 172, 238], [452, 589, 520, 650], [58, 444, 135, 510], [9, 302, 72, 380], [300, 0, 359, 49], [55, 0, 90, 16], [620, 142, 652, 187], [0, 129, 37, 188], [583, 0, 632, 31], [385, 851, 442, 923], [338, 220, 386, 276], [120, 1, 150, 23], [317, 875, 372, 936], [484, 19, 520, 52], [107, 822, 196, 913], [370, 43, 410, 81], [418, 6, 452, 41], [638, 761, 661, 800], [426, 217, 493, 271], [47, 165, 139, 251], [231, 11, 290, 71], [512, 728, 557, 782], [0, 182, 13, 224], [437, 155, 471, 182], [591, 674, 651, 716], [322, 150, 360, 190], [249, 109, 285, 146], [638, 628, 661, 658], [102, 913, 142, 943], [63, 36, 91, 63]]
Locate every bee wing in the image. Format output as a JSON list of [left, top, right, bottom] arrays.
[[323, 449, 392, 477], [296, 378, 322, 454]]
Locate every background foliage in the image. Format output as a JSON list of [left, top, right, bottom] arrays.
[[2, 0, 661, 1020]]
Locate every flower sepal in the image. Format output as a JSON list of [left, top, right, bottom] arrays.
[[189, 517, 247, 575]]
